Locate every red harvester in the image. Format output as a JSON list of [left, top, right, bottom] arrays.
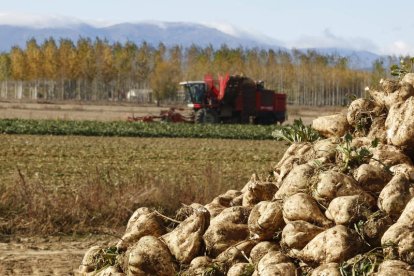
[[180, 74, 286, 124]]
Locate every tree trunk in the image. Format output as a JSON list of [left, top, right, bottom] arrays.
[[61, 79, 65, 100], [33, 81, 38, 100], [17, 81, 23, 99], [77, 79, 81, 101]]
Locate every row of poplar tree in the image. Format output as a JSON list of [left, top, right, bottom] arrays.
[[0, 37, 392, 105]]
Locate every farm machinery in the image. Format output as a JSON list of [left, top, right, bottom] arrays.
[[180, 74, 286, 124], [128, 107, 193, 123], [129, 74, 286, 124]]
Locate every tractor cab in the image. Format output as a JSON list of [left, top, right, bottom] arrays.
[[179, 81, 207, 108]]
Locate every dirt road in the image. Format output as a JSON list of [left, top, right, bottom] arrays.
[[0, 236, 115, 276]]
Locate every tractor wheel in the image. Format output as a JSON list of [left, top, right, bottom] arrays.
[[194, 109, 218, 124]]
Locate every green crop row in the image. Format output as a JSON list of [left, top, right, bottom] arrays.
[[0, 119, 280, 140]]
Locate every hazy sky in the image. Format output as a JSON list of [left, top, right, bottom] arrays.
[[0, 0, 413, 55]]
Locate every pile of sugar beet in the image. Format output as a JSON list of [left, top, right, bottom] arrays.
[[79, 75, 414, 276]]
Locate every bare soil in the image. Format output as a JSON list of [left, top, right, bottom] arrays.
[[0, 235, 115, 276], [0, 101, 344, 124], [0, 101, 166, 121]]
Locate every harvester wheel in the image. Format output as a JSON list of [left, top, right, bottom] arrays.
[[195, 109, 218, 124]]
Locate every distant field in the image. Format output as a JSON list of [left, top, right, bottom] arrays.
[[0, 101, 165, 121], [0, 101, 345, 125], [0, 134, 288, 235]]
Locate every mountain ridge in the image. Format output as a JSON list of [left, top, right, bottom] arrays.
[[0, 21, 382, 69]]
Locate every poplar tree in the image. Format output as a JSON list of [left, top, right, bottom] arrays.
[[0, 53, 10, 80], [10, 46, 26, 99], [135, 42, 151, 90], [76, 38, 96, 100], [101, 41, 115, 99], [58, 39, 77, 99], [0, 53, 11, 98], [150, 61, 180, 106], [42, 38, 59, 98], [371, 60, 386, 90], [26, 38, 43, 99]]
